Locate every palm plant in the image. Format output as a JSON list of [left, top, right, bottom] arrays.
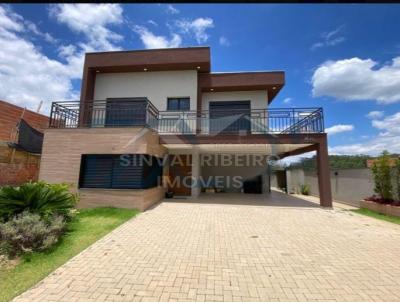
[[300, 184, 310, 195], [0, 182, 78, 221]]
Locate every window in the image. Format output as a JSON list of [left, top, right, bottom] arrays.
[[79, 154, 163, 189], [209, 101, 251, 134], [105, 99, 147, 127], [167, 97, 190, 111]]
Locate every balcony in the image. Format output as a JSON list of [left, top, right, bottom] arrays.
[[49, 99, 324, 135]]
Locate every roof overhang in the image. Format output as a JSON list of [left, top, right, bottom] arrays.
[[198, 71, 285, 103], [160, 133, 326, 157], [164, 143, 313, 155], [160, 133, 324, 145], [83, 47, 211, 73]]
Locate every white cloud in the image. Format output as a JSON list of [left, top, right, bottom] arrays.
[[52, 4, 130, 79], [279, 151, 315, 165], [49, 4, 123, 50], [0, 6, 79, 112], [133, 26, 181, 49], [0, 4, 126, 113], [58, 44, 76, 57], [166, 5, 179, 14], [0, 6, 56, 44], [311, 57, 400, 104], [371, 112, 400, 136], [24, 20, 57, 44], [329, 111, 400, 155], [56, 44, 85, 79], [147, 20, 158, 26], [176, 17, 214, 43], [49, 4, 126, 80], [366, 111, 384, 119], [311, 25, 345, 50], [325, 124, 354, 135], [283, 97, 292, 104], [329, 136, 400, 155], [0, 5, 23, 32], [219, 36, 230, 46]]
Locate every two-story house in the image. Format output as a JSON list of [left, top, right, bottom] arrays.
[[41, 47, 332, 210]]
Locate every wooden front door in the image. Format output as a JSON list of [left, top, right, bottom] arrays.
[[168, 154, 192, 196]]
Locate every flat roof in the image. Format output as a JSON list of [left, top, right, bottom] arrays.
[[199, 72, 285, 103], [81, 47, 285, 103], [84, 47, 211, 73]]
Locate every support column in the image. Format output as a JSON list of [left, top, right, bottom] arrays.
[[316, 135, 332, 207], [191, 150, 201, 198]]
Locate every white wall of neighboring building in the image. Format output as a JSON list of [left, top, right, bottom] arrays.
[[93, 70, 198, 111], [201, 90, 269, 111]]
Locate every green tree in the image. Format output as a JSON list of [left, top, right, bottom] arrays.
[[371, 151, 393, 200], [394, 158, 400, 201], [289, 154, 371, 170]]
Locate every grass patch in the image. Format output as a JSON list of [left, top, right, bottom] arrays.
[[351, 208, 400, 225], [0, 207, 139, 302]]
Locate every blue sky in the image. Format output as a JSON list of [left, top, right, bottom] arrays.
[[1, 4, 399, 156]]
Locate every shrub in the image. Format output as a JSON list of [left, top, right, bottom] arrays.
[[395, 158, 400, 202], [0, 182, 78, 221], [300, 184, 310, 195], [0, 212, 66, 258], [371, 151, 393, 201]]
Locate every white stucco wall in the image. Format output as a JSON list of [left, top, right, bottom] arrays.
[[200, 90, 269, 134], [201, 90, 269, 111], [93, 70, 198, 111]]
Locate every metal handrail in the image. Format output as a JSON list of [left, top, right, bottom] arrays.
[[49, 100, 324, 134]]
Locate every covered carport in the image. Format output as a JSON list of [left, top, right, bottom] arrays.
[[160, 133, 332, 207]]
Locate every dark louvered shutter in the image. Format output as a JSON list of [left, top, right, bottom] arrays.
[[79, 155, 113, 188], [105, 99, 147, 127], [80, 154, 163, 189], [111, 155, 144, 189], [209, 101, 251, 134]]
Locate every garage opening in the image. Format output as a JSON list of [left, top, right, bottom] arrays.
[[243, 175, 263, 194]]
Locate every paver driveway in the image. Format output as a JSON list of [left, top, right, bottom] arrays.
[[14, 192, 400, 302]]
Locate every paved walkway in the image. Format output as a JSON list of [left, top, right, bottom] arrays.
[[15, 192, 400, 301]]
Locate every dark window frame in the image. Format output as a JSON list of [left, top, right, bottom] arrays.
[[79, 154, 163, 189], [105, 98, 148, 127], [209, 100, 252, 134], [167, 97, 190, 111]]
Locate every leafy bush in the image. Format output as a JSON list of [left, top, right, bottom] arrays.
[[371, 151, 393, 201], [300, 184, 310, 195], [395, 158, 400, 202], [0, 212, 66, 258], [0, 182, 78, 221]]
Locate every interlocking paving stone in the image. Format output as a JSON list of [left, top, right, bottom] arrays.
[[14, 192, 400, 301]]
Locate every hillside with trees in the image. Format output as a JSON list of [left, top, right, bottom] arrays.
[[289, 155, 372, 170], [289, 153, 400, 171]]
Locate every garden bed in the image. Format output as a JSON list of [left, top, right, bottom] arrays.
[[360, 200, 400, 217], [0, 207, 138, 302]]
